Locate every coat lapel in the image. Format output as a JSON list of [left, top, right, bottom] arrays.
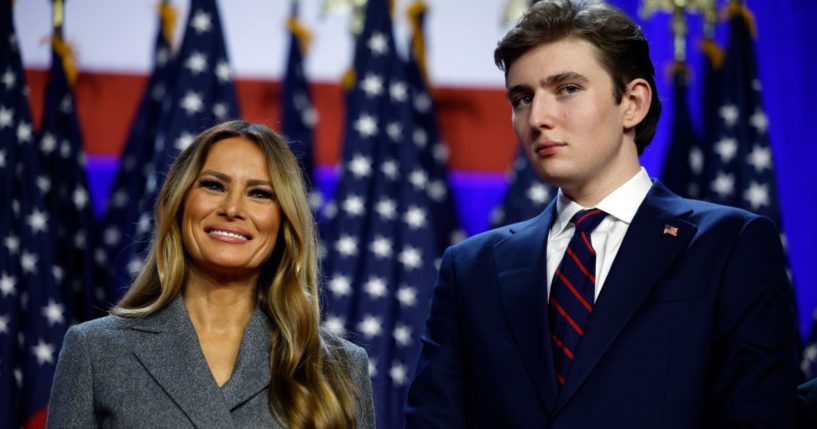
[[493, 203, 559, 414], [555, 182, 697, 412], [129, 296, 235, 428], [219, 307, 272, 411]]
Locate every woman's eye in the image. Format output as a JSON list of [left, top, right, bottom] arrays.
[[249, 189, 275, 200], [199, 179, 224, 192]]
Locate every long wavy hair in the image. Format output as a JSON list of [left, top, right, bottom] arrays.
[[112, 120, 360, 428]]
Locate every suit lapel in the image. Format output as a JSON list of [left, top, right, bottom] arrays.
[[555, 182, 696, 412], [219, 307, 271, 411], [130, 296, 235, 428], [493, 203, 559, 414]]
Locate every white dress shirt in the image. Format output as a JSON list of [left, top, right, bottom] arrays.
[[546, 168, 653, 301]]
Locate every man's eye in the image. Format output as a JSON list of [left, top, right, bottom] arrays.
[[512, 95, 532, 108], [559, 84, 580, 95], [199, 179, 224, 191]]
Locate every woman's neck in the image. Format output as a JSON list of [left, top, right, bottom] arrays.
[[182, 268, 257, 335]]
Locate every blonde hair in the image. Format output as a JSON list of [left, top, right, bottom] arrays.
[[113, 120, 360, 428]]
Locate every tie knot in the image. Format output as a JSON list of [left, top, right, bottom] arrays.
[[570, 209, 607, 233]]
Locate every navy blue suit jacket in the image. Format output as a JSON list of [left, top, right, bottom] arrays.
[[406, 181, 798, 428]]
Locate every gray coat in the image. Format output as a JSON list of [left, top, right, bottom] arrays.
[[46, 296, 376, 428]]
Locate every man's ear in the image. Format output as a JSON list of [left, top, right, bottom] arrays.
[[622, 78, 652, 129]]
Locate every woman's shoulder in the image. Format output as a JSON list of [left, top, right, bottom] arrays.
[[65, 313, 136, 341], [320, 330, 368, 362]]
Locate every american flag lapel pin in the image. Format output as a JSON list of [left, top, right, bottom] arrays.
[[663, 224, 679, 237]]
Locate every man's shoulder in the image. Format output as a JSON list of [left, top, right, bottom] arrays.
[[451, 216, 541, 252]]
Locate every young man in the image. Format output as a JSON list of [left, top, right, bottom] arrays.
[[405, 1, 798, 427]]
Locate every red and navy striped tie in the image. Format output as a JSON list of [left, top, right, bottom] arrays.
[[548, 208, 607, 386]]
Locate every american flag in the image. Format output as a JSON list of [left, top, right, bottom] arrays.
[[0, 0, 67, 426], [404, 0, 463, 254], [37, 23, 101, 324], [98, 0, 177, 301], [281, 1, 319, 210], [123, 0, 240, 279], [319, 0, 450, 426], [660, 63, 703, 199], [491, 145, 555, 228]]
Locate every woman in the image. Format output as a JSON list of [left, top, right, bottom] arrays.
[[46, 120, 375, 428]]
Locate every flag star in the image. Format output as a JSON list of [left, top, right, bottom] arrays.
[[747, 145, 772, 172], [301, 107, 318, 126], [151, 83, 166, 100], [396, 286, 418, 307], [749, 110, 769, 134], [390, 81, 408, 102], [0, 149, 5, 168], [404, 206, 427, 229], [428, 180, 447, 201], [335, 235, 359, 256], [14, 368, 22, 387], [52, 266, 64, 282], [156, 46, 169, 65], [190, 10, 212, 33], [328, 274, 352, 297], [4, 235, 20, 254], [409, 169, 428, 190], [414, 93, 432, 113], [41, 132, 57, 153], [433, 143, 449, 162], [137, 213, 152, 234], [1, 69, 14, 89], [212, 102, 228, 119], [689, 146, 704, 175], [751, 79, 762, 91], [367, 32, 389, 55], [375, 198, 397, 220], [803, 344, 817, 373], [27, 209, 48, 233], [111, 189, 129, 207], [73, 187, 89, 209], [60, 140, 72, 158], [104, 227, 121, 246], [59, 95, 73, 113], [370, 236, 393, 258], [364, 276, 388, 299], [386, 122, 402, 141], [526, 183, 550, 204], [719, 104, 739, 127], [175, 132, 195, 151], [381, 160, 399, 180], [36, 176, 51, 193], [0, 274, 16, 297], [20, 252, 37, 273], [360, 73, 384, 97], [215, 59, 231, 82], [413, 129, 428, 147], [357, 314, 383, 338], [32, 340, 56, 365], [74, 230, 87, 249], [389, 362, 408, 386], [0, 314, 8, 334], [0, 106, 13, 128], [714, 137, 738, 163], [42, 300, 65, 326], [323, 315, 346, 336], [342, 195, 366, 216], [127, 257, 144, 275], [94, 249, 107, 264], [180, 91, 204, 115], [348, 154, 372, 178], [743, 181, 770, 210], [393, 324, 412, 346], [185, 51, 208, 74], [710, 172, 735, 197], [17, 121, 32, 143], [399, 246, 422, 269], [354, 114, 378, 137]]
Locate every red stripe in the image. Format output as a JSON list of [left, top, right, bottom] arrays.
[[551, 334, 575, 360], [550, 298, 584, 335], [580, 231, 595, 255], [566, 247, 596, 285], [575, 209, 602, 225], [555, 269, 593, 312], [556, 373, 566, 385]]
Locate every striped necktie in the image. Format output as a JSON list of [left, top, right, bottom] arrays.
[[548, 208, 607, 386]]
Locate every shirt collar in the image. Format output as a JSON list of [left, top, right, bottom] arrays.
[[552, 167, 653, 235]]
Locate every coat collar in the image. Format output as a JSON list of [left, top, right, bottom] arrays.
[[128, 295, 272, 427]]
